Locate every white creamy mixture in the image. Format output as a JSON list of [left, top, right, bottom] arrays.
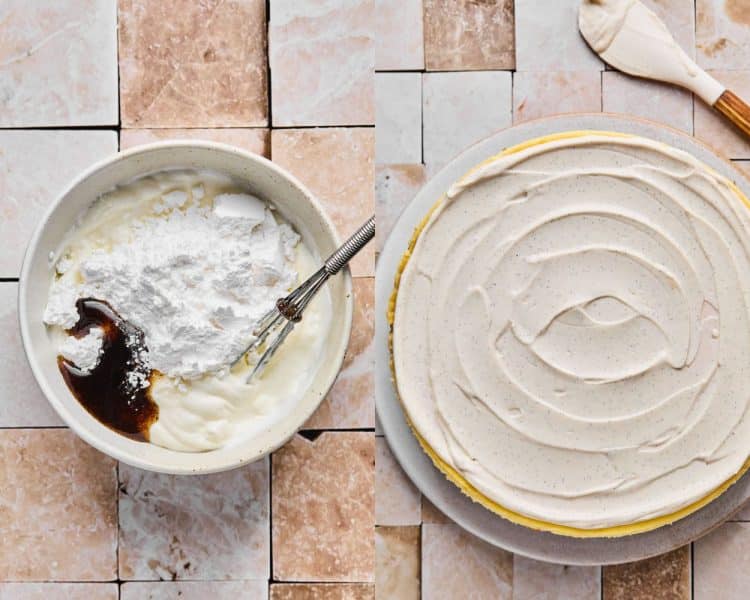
[[578, 0, 724, 105], [393, 133, 750, 529], [45, 170, 331, 452]]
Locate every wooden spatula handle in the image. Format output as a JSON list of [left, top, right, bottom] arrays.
[[714, 90, 750, 139]]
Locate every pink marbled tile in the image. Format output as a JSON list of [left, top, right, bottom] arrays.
[[306, 278, 374, 429], [694, 523, 750, 599], [423, 71, 512, 172], [271, 128, 374, 277], [0, 429, 117, 581], [120, 129, 270, 157], [603, 72, 694, 134], [0, 130, 117, 277], [269, 0, 374, 126], [697, 0, 750, 69], [0, 283, 62, 426], [375, 165, 427, 254], [694, 71, 750, 159], [376, 73, 422, 165], [375, 437, 420, 526], [375, 0, 424, 70], [512, 71, 601, 124], [376, 526, 420, 600], [515, 0, 602, 71], [270, 583, 374, 600], [423, 0, 515, 71], [118, 459, 269, 580], [120, 581, 267, 600], [0, 584, 117, 600], [421, 496, 451, 525], [119, 0, 267, 128], [0, 0, 117, 126], [422, 524, 512, 599], [272, 432, 374, 582], [513, 557, 600, 600], [603, 546, 691, 600]]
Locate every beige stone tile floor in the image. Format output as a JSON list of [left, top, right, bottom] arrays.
[[423, 0, 515, 71], [1, 2, 375, 598], [118, 460, 270, 580], [0, 0, 118, 127], [376, 0, 424, 71], [269, 0, 374, 127], [6, 0, 750, 598], [375, 73, 422, 165], [375, 3, 750, 597], [272, 432, 374, 582], [118, 0, 268, 128]]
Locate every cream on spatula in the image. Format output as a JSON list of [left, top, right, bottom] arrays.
[[579, 0, 750, 138]]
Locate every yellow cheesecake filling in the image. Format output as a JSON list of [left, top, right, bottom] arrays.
[[390, 131, 750, 536]]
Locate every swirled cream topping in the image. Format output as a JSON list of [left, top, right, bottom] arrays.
[[392, 133, 750, 529]]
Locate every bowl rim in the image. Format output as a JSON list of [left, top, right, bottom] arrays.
[[18, 140, 354, 474]]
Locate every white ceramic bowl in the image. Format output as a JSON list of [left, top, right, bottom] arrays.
[[19, 141, 353, 474]]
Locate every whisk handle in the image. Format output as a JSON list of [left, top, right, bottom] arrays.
[[324, 216, 375, 275]]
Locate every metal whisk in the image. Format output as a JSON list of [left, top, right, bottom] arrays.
[[234, 216, 375, 383]]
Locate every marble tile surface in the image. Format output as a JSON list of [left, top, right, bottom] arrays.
[[513, 557, 600, 600], [694, 70, 750, 158], [423, 71, 512, 172], [120, 128, 270, 157], [0, 0, 117, 126], [421, 496, 451, 525], [118, 459, 269, 580], [374, 164, 427, 254], [602, 72, 694, 134], [0, 283, 62, 426], [603, 546, 691, 600], [270, 583, 374, 600], [0, 429, 117, 581], [375, 437, 420, 526], [423, 0, 515, 71], [422, 523, 513, 599], [515, 0, 602, 71], [513, 71, 601, 123], [376, 526, 420, 600], [375, 0, 424, 70], [0, 130, 117, 277], [270, 0, 374, 126], [306, 278, 374, 429], [119, 0, 267, 127], [120, 581, 267, 600], [375, 73, 422, 164], [271, 128, 374, 277], [697, 0, 750, 69], [272, 433, 374, 582], [0, 583, 117, 600], [694, 523, 750, 599]]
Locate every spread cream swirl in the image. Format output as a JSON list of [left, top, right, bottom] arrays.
[[392, 133, 750, 529]]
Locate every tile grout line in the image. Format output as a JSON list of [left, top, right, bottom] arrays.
[[266, 0, 273, 134], [116, 2, 122, 592]]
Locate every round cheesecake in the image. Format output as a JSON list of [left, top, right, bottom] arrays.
[[390, 131, 750, 537]]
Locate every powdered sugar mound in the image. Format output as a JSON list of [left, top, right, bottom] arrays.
[[43, 278, 80, 328], [59, 328, 104, 373], [45, 186, 300, 380]]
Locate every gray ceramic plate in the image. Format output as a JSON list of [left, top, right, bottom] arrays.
[[375, 113, 750, 565]]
